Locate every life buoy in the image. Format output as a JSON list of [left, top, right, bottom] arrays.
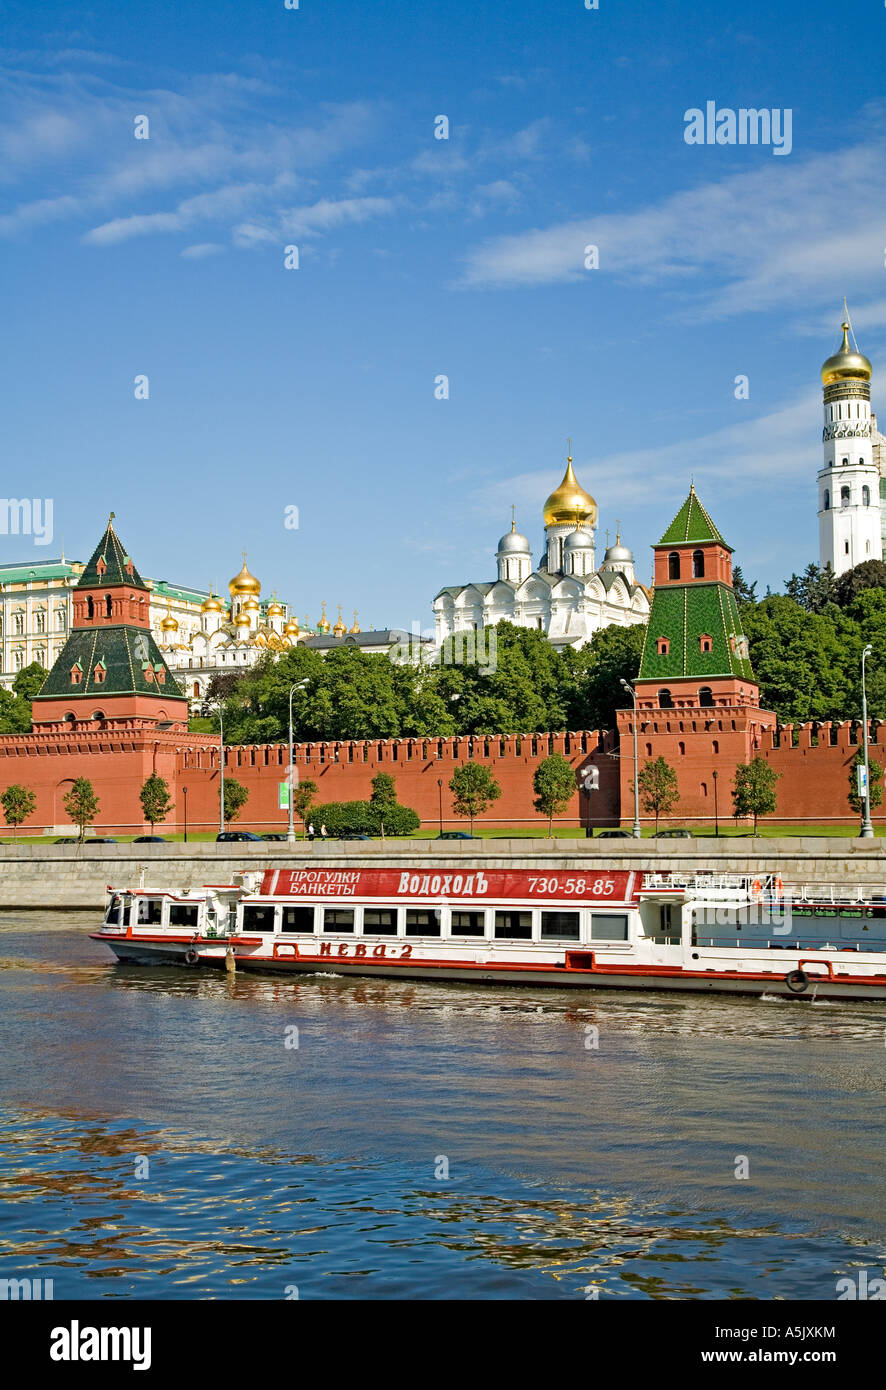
[[752, 878, 763, 901], [774, 876, 784, 896], [184, 949, 199, 966], [785, 969, 809, 994]]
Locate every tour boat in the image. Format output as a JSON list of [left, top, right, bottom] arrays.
[[90, 865, 886, 1000]]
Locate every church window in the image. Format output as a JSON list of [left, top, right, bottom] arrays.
[[699, 634, 713, 653], [668, 553, 680, 580], [93, 665, 106, 684], [823, 489, 830, 510], [699, 687, 714, 707], [13, 613, 23, 635], [656, 637, 670, 655], [863, 485, 871, 506], [193, 682, 200, 697], [105, 594, 113, 618], [86, 595, 94, 619], [658, 688, 673, 708], [842, 457, 849, 466], [36, 611, 45, 634], [70, 664, 83, 685], [692, 550, 705, 578], [14, 651, 23, 670], [841, 486, 850, 507], [56, 609, 66, 631]]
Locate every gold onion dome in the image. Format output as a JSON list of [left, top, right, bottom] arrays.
[[350, 610, 361, 634], [317, 602, 331, 633], [202, 590, 223, 613], [267, 595, 284, 617], [284, 615, 299, 635], [234, 608, 251, 626], [821, 322, 872, 386], [333, 605, 346, 637], [160, 600, 179, 632], [229, 554, 261, 597], [543, 456, 598, 527]]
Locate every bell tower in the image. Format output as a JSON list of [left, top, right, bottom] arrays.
[[818, 314, 882, 576]]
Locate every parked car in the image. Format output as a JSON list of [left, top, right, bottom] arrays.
[[653, 828, 694, 839], [437, 831, 478, 840], [216, 830, 264, 842], [53, 837, 78, 844], [596, 829, 633, 838], [133, 836, 166, 843], [88, 838, 118, 844], [261, 833, 289, 841], [337, 832, 372, 841]]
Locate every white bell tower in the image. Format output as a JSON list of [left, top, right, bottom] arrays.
[[818, 315, 882, 576]]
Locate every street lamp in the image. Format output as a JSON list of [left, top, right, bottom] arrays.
[[620, 678, 642, 838], [217, 704, 225, 835], [182, 786, 188, 843], [712, 769, 719, 838], [287, 680, 310, 843], [437, 778, 443, 835], [861, 643, 874, 838]]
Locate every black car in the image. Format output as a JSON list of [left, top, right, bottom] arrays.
[[653, 828, 694, 839], [133, 836, 166, 843], [261, 833, 289, 841], [337, 832, 372, 841], [53, 837, 78, 844], [596, 829, 634, 838], [88, 837, 118, 844], [216, 830, 264, 842], [436, 831, 478, 840]]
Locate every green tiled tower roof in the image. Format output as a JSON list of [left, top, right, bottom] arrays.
[[658, 486, 729, 548], [639, 581, 755, 682], [34, 627, 183, 701], [78, 515, 148, 590]]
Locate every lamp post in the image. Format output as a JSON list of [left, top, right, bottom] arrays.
[[620, 678, 642, 838], [437, 778, 443, 835], [712, 769, 719, 838], [861, 643, 874, 838], [182, 786, 188, 843], [217, 704, 225, 835], [287, 680, 309, 843]]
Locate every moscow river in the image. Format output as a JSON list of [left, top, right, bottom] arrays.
[[1, 911, 885, 1300]]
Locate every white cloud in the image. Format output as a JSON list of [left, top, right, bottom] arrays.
[[180, 241, 225, 259]]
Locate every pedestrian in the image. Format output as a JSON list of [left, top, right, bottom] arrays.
[[320, 823, 328, 840], [307, 822, 315, 842]]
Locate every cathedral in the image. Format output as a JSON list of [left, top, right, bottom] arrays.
[[818, 316, 886, 576], [433, 450, 651, 650]]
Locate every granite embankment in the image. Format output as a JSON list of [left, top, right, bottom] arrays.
[[1, 838, 885, 909]]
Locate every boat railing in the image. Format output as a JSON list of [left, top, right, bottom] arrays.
[[643, 873, 886, 906]]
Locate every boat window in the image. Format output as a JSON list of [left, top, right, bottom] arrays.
[[449, 909, 486, 937], [591, 913, 629, 942], [136, 898, 163, 925], [324, 909, 354, 933], [405, 908, 441, 937], [243, 904, 276, 933], [540, 910, 581, 941], [169, 903, 199, 929], [494, 909, 532, 940], [363, 908, 399, 935], [281, 905, 315, 933], [105, 895, 122, 925]]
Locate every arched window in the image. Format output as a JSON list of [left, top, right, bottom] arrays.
[[86, 595, 94, 619], [712, 739, 720, 754], [668, 553, 680, 580], [841, 486, 850, 507], [863, 485, 871, 507], [656, 636, 670, 655], [698, 686, 714, 707], [823, 489, 830, 511], [699, 634, 712, 653], [645, 742, 653, 756], [658, 688, 673, 708], [13, 612, 23, 635], [692, 549, 705, 578], [36, 611, 45, 633], [105, 594, 113, 618], [678, 741, 685, 756]]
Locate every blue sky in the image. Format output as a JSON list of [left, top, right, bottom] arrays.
[[2, 0, 886, 627]]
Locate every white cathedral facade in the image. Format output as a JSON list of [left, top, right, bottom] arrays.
[[433, 453, 650, 651], [818, 318, 886, 576]]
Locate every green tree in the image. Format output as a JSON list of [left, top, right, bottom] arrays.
[[12, 661, 47, 701], [223, 778, 249, 825], [638, 756, 680, 833], [732, 756, 780, 833], [532, 752, 577, 837], [291, 779, 318, 836], [784, 562, 836, 613], [848, 751, 884, 816], [139, 773, 174, 833], [742, 594, 852, 723], [449, 763, 501, 834], [370, 772, 398, 809], [731, 566, 758, 607], [63, 777, 99, 843], [833, 560, 886, 608], [563, 623, 645, 731], [0, 783, 36, 838]]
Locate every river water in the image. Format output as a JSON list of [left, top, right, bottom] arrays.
[[0, 911, 884, 1300]]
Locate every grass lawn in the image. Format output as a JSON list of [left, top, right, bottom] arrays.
[[2, 823, 884, 843]]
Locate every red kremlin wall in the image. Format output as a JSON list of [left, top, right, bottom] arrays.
[[0, 720, 881, 834]]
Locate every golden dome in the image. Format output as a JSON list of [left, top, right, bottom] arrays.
[[229, 552, 261, 597], [234, 608, 251, 626], [267, 594, 284, 617], [317, 601, 331, 634], [333, 604, 346, 637], [349, 609, 361, 634], [201, 590, 223, 613], [543, 456, 598, 527], [821, 322, 872, 386], [284, 616, 299, 636], [160, 599, 179, 633]]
